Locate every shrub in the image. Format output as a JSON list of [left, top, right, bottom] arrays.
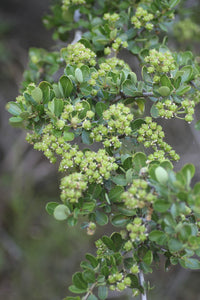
[[7, 0, 200, 299]]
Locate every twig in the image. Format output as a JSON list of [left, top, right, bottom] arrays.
[[139, 270, 147, 300], [71, 9, 82, 44], [82, 283, 97, 300], [111, 91, 154, 103]]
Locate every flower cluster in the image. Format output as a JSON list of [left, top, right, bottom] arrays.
[[131, 7, 154, 31], [61, 101, 94, 129], [89, 57, 130, 89], [155, 99, 195, 122], [90, 103, 133, 148], [79, 149, 118, 183], [58, 145, 82, 171], [155, 100, 178, 119], [126, 218, 147, 243], [30, 124, 61, 164], [61, 42, 96, 67], [59, 148, 118, 183], [108, 272, 132, 292], [103, 12, 120, 26], [181, 99, 195, 122], [60, 173, 87, 203], [121, 179, 155, 209], [111, 37, 128, 52], [137, 117, 180, 161], [62, 0, 86, 11], [95, 239, 108, 259], [27, 121, 118, 186], [103, 103, 133, 134], [144, 49, 176, 82]]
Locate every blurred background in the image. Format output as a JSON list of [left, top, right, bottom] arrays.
[[0, 0, 200, 299]]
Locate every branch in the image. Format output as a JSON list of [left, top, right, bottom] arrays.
[[82, 283, 97, 300], [71, 9, 82, 44], [139, 270, 147, 300], [111, 91, 154, 103]]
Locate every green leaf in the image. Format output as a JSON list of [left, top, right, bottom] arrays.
[[24, 92, 38, 106], [111, 175, 127, 186], [67, 216, 78, 227], [101, 236, 115, 250], [79, 38, 92, 49], [159, 22, 168, 32], [111, 214, 129, 227], [179, 258, 200, 270], [100, 265, 109, 277], [150, 104, 159, 118], [181, 163, 195, 185], [52, 99, 64, 117], [126, 274, 140, 289], [131, 119, 146, 131], [59, 75, 73, 97], [123, 157, 133, 170], [68, 285, 87, 294], [122, 79, 136, 96], [163, 213, 176, 227], [80, 260, 94, 270], [98, 286, 108, 300], [154, 200, 170, 212], [53, 204, 70, 221], [78, 100, 90, 119], [155, 166, 169, 184], [111, 232, 123, 251], [82, 130, 93, 144], [169, 0, 180, 8], [140, 262, 153, 274], [160, 75, 173, 90], [45, 202, 59, 215], [80, 83, 93, 96], [82, 269, 96, 283], [82, 201, 96, 212], [108, 186, 124, 202], [149, 230, 167, 245], [80, 65, 91, 81], [87, 184, 102, 198], [95, 211, 108, 226], [116, 204, 136, 216], [133, 152, 147, 173], [9, 116, 24, 127], [72, 272, 88, 290], [142, 66, 152, 82], [176, 85, 191, 96], [170, 257, 179, 265], [85, 254, 98, 268], [96, 102, 107, 117], [6, 102, 22, 116], [87, 295, 98, 300], [31, 87, 43, 103], [157, 86, 171, 97], [75, 68, 83, 83], [160, 160, 173, 170], [168, 238, 183, 253], [124, 257, 134, 269], [64, 131, 75, 141], [143, 250, 153, 266], [39, 81, 51, 104], [180, 66, 194, 83]]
